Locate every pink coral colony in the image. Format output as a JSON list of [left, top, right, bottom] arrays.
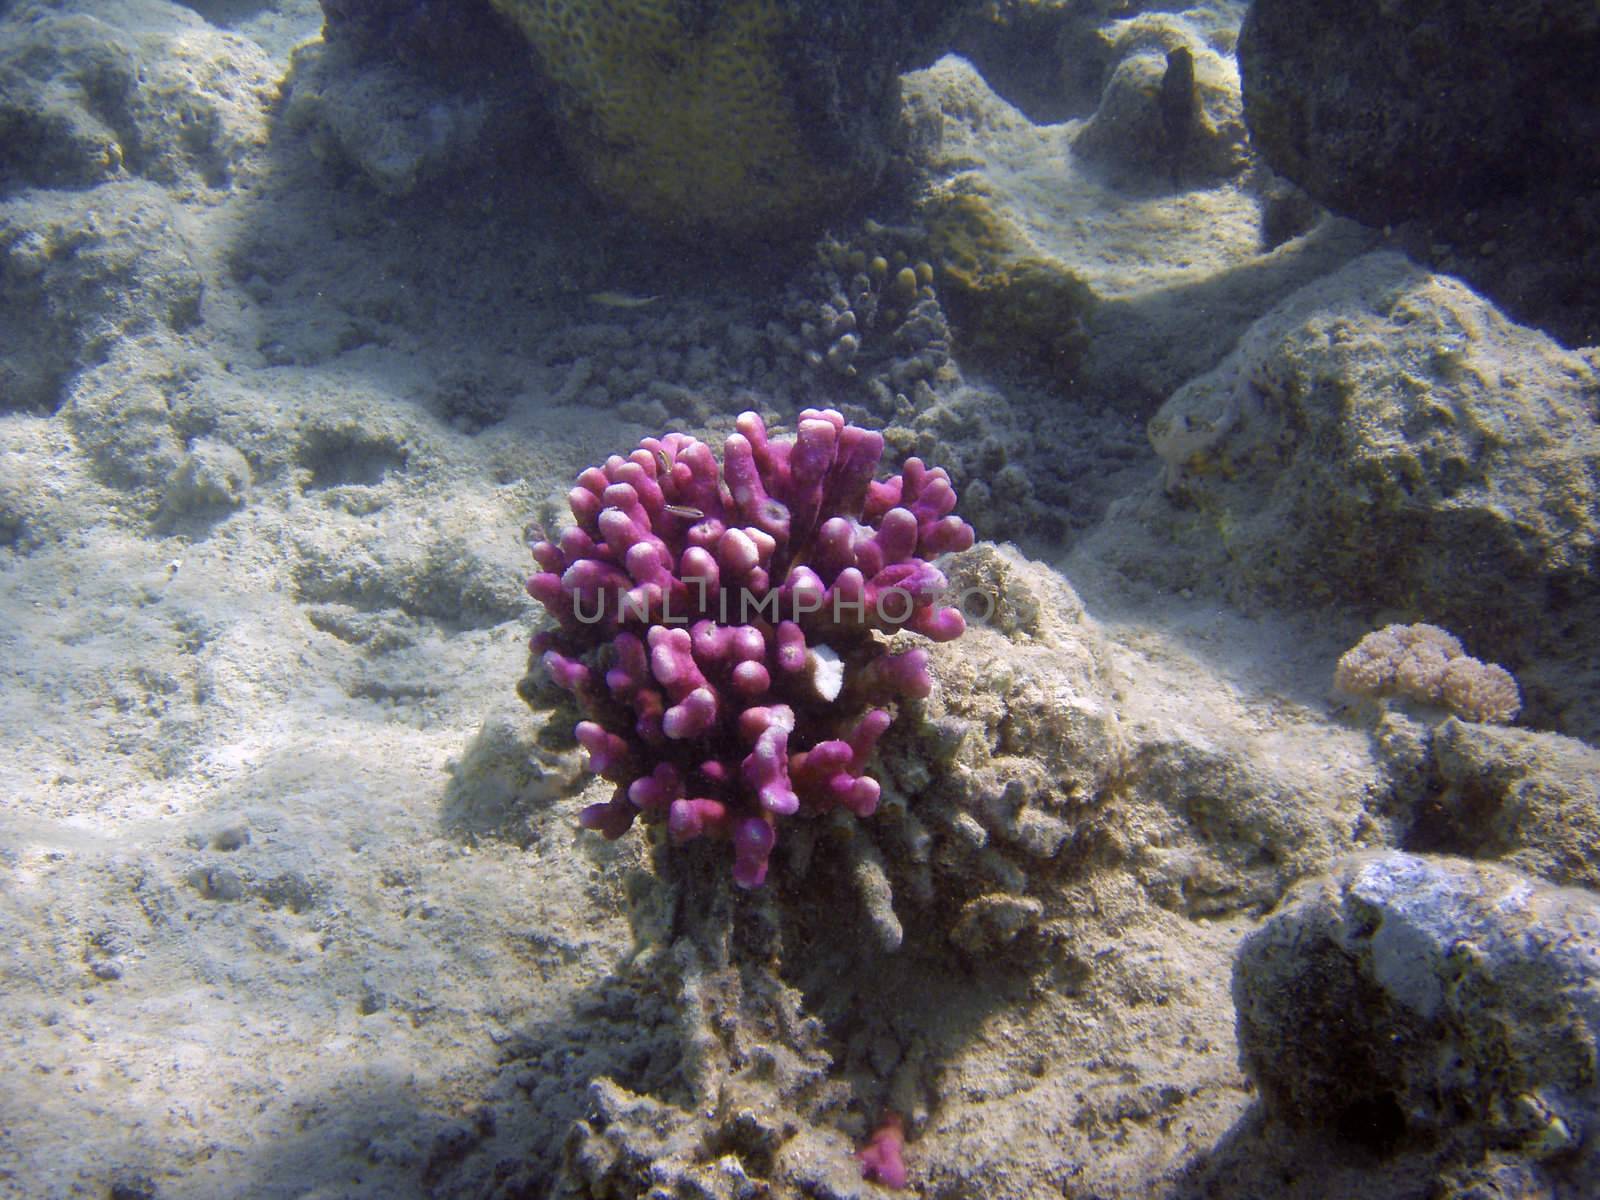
[[525, 409, 974, 887]]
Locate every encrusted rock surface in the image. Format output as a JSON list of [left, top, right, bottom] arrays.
[[1, 185, 204, 414], [1234, 851, 1600, 1197], [1414, 720, 1600, 893], [0, 0, 277, 195], [1145, 251, 1600, 682], [900, 8, 1374, 405]]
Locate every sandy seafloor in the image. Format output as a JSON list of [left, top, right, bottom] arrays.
[[2, 1, 1598, 1199]]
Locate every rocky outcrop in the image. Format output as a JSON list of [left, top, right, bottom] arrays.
[[1238, 0, 1600, 346]]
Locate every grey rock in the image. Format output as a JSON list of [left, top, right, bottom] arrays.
[[1147, 251, 1600, 671], [1234, 851, 1600, 1192], [0, 0, 275, 193], [441, 704, 582, 848], [280, 40, 494, 197], [2, 184, 203, 414], [64, 340, 192, 493], [161, 437, 253, 520], [1238, 0, 1600, 346], [1414, 719, 1600, 892], [902, 35, 1371, 405]]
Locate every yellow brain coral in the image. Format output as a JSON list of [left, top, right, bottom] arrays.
[[490, 0, 854, 237]]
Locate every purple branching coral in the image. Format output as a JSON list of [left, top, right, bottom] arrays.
[[525, 408, 975, 888]]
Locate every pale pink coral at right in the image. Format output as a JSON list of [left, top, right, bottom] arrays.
[[1332, 626, 1404, 694], [1334, 622, 1519, 724], [1438, 656, 1521, 724], [1390, 626, 1462, 704]]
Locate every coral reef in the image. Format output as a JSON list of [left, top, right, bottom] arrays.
[[1335, 623, 1521, 725], [542, 543, 1400, 1198], [522, 409, 975, 887], [9, 1, 1600, 1197]]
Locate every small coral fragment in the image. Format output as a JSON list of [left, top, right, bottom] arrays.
[[855, 1111, 908, 1189]]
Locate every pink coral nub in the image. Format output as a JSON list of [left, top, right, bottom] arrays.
[[856, 1112, 908, 1189]]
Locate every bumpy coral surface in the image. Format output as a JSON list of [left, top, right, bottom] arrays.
[[777, 234, 954, 400], [486, 0, 849, 237], [1335, 622, 1522, 725], [525, 409, 974, 887]]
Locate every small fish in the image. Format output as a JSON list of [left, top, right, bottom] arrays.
[[663, 503, 705, 520], [587, 291, 661, 309], [652, 447, 673, 476]]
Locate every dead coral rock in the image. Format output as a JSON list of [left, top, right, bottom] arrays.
[[0, 1, 275, 194], [553, 868, 861, 1200], [442, 702, 582, 848], [1, 183, 204, 415], [1233, 851, 1600, 1195], [160, 436, 253, 521], [1415, 718, 1600, 892], [900, 21, 1369, 402], [948, 892, 1044, 955], [900, 545, 1388, 925], [1124, 735, 1376, 918], [1148, 251, 1600, 667], [902, 545, 1123, 879], [281, 40, 498, 197], [64, 338, 193, 494], [1069, 10, 1248, 183]]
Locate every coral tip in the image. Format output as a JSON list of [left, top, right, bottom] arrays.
[[855, 1111, 908, 1189]]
